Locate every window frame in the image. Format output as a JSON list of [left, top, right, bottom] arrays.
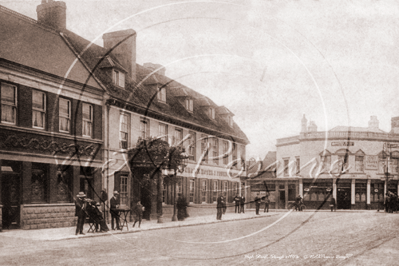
[[213, 181, 218, 202], [201, 134, 209, 163], [174, 128, 183, 146], [82, 102, 93, 138], [1, 83, 17, 125], [157, 87, 166, 102], [201, 180, 207, 203], [212, 138, 218, 165], [140, 118, 148, 139], [223, 181, 227, 197], [120, 113, 129, 149], [188, 131, 196, 161], [32, 89, 46, 129], [113, 69, 125, 88], [59, 97, 71, 133], [120, 175, 129, 206], [185, 98, 193, 112], [223, 141, 229, 165], [159, 123, 168, 142], [189, 179, 195, 203]]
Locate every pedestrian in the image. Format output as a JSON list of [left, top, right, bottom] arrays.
[[222, 196, 227, 214], [234, 194, 241, 213], [87, 200, 109, 232], [100, 188, 108, 220], [216, 195, 225, 220], [133, 201, 144, 228], [264, 195, 270, 213], [240, 195, 245, 213], [295, 195, 303, 211], [110, 191, 120, 230], [255, 193, 261, 215], [75, 192, 87, 235], [329, 196, 336, 212]]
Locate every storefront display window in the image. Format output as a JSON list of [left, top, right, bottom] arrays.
[[31, 163, 48, 203]]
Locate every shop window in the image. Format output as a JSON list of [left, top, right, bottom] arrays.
[[82, 103, 93, 138], [174, 128, 183, 146], [32, 89, 46, 129], [213, 181, 218, 202], [201, 180, 207, 203], [120, 176, 128, 206], [303, 192, 310, 201], [318, 191, 325, 201], [31, 164, 48, 203], [189, 180, 195, 203], [1, 83, 17, 125], [223, 181, 228, 197], [56, 166, 71, 203], [80, 167, 94, 200], [177, 179, 182, 197], [59, 98, 71, 133], [162, 180, 166, 203], [311, 192, 317, 201], [355, 183, 366, 202]]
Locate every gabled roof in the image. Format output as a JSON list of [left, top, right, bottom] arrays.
[[0, 5, 103, 90], [61, 27, 249, 144]]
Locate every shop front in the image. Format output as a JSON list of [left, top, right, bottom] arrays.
[[303, 179, 333, 210]]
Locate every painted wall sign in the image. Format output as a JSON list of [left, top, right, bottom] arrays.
[[365, 155, 378, 170], [331, 142, 354, 146]]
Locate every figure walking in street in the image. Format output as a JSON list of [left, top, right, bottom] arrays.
[[255, 193, 261, 215], [110, 191, 120, 230], [133, 201, 144, 228], [240, 195, 245, 213], [295, 195, 303, 211], [75, 192, 87, 235], [217, 195, 225, 220], [264, 195, 270, 213], [330, 196, 336, 212], [177, 195, 187, 221], [234, 194, 241, 213]]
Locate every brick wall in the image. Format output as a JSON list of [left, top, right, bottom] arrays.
[[21, 204, 76, 230]]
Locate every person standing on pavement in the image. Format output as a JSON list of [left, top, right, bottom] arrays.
[[100, 189, 108, 220], [240, 195, 245, 213], [133, 201, 144, 228], [255, 193, 261, 215], [330, 196, 336, 212], [264, 195, 270, 213], [110, 191, 120, 230], [217, 195, 225, 220], [75, 192, 87, 235], [234, 194, 241, 213]]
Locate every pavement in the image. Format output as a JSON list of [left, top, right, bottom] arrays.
[[0, 208, 382, 241]]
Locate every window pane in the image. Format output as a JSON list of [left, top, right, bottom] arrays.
[[33, 110, 44, 128], [1, 84, 16, 104], [82, 104, 92, 120], [59, 99, 70, 117], [32, 90, 45, 110], [1, 105, 15, 123]]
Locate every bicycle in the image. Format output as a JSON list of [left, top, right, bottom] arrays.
[[287, 201, 306, 211]]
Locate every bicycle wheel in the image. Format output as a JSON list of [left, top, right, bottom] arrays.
[[301, 204, 306, 211]]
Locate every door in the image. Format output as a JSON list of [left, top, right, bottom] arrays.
[[2, 172, 21, 229], [337, 188, 351, 209], [279, 191, 285, 209]]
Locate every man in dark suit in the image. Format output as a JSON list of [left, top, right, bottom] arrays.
[[255, 193, 261, 215], [75, 192, 87, 235], [234, 194, 241, 213], [240, 195, 245, 213], [110, 191, 120, 230], [216, 195, 225, 220]]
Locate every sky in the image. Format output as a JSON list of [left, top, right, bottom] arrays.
[[3, 0, 399, 160]]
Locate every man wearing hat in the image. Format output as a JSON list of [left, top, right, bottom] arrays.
[[110, 191, 120, 230], [75, 192, 87, 235]]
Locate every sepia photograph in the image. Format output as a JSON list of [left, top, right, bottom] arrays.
[[0, 0, 399, 265]]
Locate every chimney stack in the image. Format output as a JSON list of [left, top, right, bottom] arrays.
[[103, 29, 137, 82], [308, 121, 317, 132], [391, 117, 399, 134], [368, 116, 379, 130], [37, 0, 67, 30], [301, 114, 308, 133]]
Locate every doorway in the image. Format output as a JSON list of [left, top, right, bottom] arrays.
[[337, 188, 351, 209], [279, 191, 285, 209], [1, 164, 21, 229]]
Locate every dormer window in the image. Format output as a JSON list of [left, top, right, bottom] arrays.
[[185, 98, 193, 112], [113, 69, 125, 88], [228, 116, 233, 127], [157, 87, 166, 102], [209, 107, 215, 119]]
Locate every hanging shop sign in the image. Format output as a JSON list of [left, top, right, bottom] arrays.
[[365, 155, 378, 170], [374, 189, 378, 193], [331, 142, 354, 146], [326, 188, 332, 192]]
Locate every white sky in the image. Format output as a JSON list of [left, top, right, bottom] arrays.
[[3, 0, 399, 160]]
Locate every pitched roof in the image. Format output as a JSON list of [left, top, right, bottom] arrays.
[[61, 27, 249, 144], [0, 5, 103, 90], [329, 126, 386, 133]]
